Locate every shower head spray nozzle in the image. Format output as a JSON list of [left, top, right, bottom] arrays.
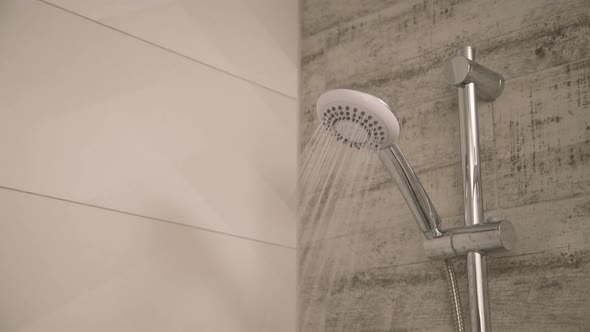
[[316, 89, 400, 150]]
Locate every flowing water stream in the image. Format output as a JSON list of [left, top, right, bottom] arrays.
[[298, 124, 381, 330]]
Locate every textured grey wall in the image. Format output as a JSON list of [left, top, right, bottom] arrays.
[[299, 0, 590, 331]]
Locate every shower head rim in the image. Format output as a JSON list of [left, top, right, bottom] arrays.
[[316, 89, 400, 149]]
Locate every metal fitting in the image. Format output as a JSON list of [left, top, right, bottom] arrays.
[[442, 55, 505, 101], [423, 220, 517, 260]]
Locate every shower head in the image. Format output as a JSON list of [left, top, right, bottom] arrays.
[[316, 89, 400, 150], [315, 89, 442, 239]]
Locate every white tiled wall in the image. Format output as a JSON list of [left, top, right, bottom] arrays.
[[0, 189, 296, 332], [45, 0, 299, 97], [0, 0, 298, 331]]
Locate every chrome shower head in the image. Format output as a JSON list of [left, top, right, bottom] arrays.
[[315, 89, 442, 239], [316, 89, 400, 150]]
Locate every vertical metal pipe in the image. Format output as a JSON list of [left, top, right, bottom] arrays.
[[456, 46, 491, 332]]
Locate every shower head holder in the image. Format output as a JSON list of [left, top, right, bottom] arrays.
[[442, 53, 505, 101], [423, 218, 517, 260]]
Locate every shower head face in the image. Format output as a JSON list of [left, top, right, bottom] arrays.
[[316, 89, 400, 150]]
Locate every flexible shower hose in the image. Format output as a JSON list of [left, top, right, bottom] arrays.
[[443, 259, 465, 332]]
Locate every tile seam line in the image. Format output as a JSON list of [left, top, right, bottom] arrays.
[[37, 0, 298, 101], [0, 185, 296, 250]]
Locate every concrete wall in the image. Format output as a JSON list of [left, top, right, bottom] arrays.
[[299, 0, 590, 331], [0, 0, 298, 331]]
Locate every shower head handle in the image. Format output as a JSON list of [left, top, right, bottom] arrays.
[[378, 145, 443, 239]]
